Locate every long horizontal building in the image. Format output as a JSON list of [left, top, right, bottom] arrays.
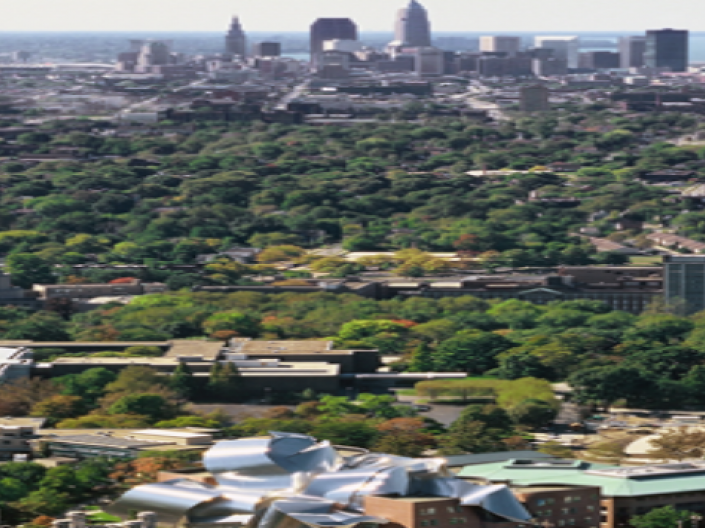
[[0, 338, 462, 396], [194, 266, 665, 314], [387, 267, 663, 314]]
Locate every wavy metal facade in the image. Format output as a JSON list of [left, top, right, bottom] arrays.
[[109, 432, 532, 527]]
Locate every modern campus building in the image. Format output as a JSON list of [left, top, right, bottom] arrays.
[[108, 433, 535, 528], [36, 429, 215, 460], [459, 458, 705, 528], [0, 338, 462, 397]]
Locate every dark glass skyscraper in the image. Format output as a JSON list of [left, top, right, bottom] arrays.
[[310, 18, 358, 65], [645, 29, 689, 72], [225, 16, 247, 57], [394, 0, 431, 47]]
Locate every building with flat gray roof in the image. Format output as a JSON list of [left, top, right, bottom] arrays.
[[458, 459, 705, 528]]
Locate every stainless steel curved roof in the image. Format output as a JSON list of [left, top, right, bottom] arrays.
[[109, 432, 531, 527]]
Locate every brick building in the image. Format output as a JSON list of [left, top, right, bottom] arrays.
[[459, 459, 705, 528]]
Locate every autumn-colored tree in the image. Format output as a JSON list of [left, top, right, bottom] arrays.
[[111, 456, 185, 486], [373, 418, 436, 457], [211, 329, 239, 343], [0, 378, 60, 416], [30, 516, 55, 527], [453, 234, 479, 252], [63, 275, 91, 285], [30, 395, 85, 425], [390, 319, 418, 329], [263, 406, 295, 420]]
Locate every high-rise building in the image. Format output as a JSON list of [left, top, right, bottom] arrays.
[[253, 42, 281, 58], [619, 36, 646, 69], [645, 29, 689, 72], [578, 51, 620, 70], [534, 36, 579, 68], [225, 16, 247, 57], [394, 0, 431, 47], [415, 46, 444, 77], [664, 255, 705, 314], [520, 85, 550, 112], [480, 36, 521, 57], [532, 57, 568, 77], [310, 18, 358, 66]]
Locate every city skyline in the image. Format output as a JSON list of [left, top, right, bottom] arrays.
[[0, 0, 702, 32]]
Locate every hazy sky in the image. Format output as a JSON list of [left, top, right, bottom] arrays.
[[0, 0, 702, 32]]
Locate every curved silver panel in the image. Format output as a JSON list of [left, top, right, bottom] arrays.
[[110, 432, 532, 527], [107, 479, 222, 525]]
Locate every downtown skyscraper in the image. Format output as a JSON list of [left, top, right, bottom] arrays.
[[645, 29, 689, 72], [394, 0, 431, 47], [225, 16, 247, 57], [310, 18, 358, 65]]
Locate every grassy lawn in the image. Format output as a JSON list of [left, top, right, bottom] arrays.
[[87, 511, 122, 523], [397, 376, 498, 397], [628, 255, 662, 266]]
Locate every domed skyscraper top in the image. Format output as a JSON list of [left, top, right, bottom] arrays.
[[393, 0, 432, 47]]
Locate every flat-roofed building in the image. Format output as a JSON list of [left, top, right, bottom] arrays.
[[619, 36, 646, 69], [34, 428, 215, 460], [480, 36, 521, 57], [228, 339, 380, 373], [0, 424, 38, 461], [534, 36, 579, 68], [459, 459, 705, 528]]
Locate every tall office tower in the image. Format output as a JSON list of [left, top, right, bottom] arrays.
[[394, 0, 432, 47], [136, 40, 173, 67], [225, 16, 247, 57], [619, 36, 646, 69], [310, 18, 358, 65], [664, 255, 705, 314], [534, 36, 579, 68], [480, 36, 521, 57], [253, 42, 281, 57], [645, 29, 689, 72]]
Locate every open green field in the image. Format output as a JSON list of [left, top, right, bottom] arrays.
[[628, 255, 663, 266]]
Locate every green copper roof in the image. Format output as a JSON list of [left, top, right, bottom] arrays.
[[458, 460, 705, 498]]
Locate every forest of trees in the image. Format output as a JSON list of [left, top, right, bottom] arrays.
[[0, 110, 701, 288]]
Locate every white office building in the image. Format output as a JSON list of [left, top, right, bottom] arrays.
[[534, 36, 580, 68], [480, 36, 522, 57]]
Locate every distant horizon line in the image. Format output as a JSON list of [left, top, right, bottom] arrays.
[[0, 29, 702, 34]]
